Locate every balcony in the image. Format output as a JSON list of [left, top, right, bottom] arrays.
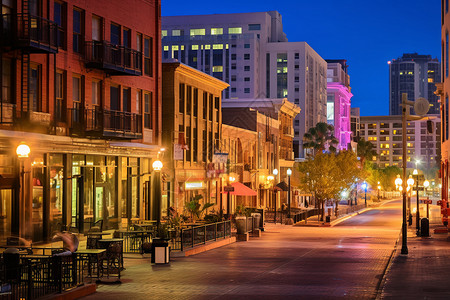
[[69, 106, 142, 139], [85, 41, 142, 76], [1, 13, 58, 53]]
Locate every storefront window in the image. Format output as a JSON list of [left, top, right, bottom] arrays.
[[105, 157, 117, 229], [72, 155, 84, 228], [84, 155, 94, 230], [121, 157, 127, 218], [130, 158, 138, 218], [49, 154, 64, 234]]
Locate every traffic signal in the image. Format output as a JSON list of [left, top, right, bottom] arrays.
[[427, 120, 433, 134]]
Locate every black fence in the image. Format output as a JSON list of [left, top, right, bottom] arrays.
[[265, 208, 320, 224], [0, 253, 81, 300], [169, 221, 232, 251]]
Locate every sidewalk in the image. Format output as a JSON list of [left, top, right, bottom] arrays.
[[380, 214, 450, 299]]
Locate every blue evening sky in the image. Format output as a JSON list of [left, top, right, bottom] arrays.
[[162, 0, 441, 116]]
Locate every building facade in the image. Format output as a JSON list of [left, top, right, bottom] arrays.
[[0, 0, 161, 242], [360, 115, 440, 171], [161, 11, 327, 158], [326, 59, 352, 151], [389, 53, 440, 115], [161, 61, 228, 215]]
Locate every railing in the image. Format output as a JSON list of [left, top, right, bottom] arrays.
[[171, 221, 231, 251], [265, 208, 320, 224], [0, 253, 81, 300], [1, 13, 58, 52], [114, 231, 153, 254], [85, 41, 142, 75]]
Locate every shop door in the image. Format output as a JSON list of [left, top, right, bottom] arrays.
[[0, 188, 12, 242], [95, 186, 104, 222]]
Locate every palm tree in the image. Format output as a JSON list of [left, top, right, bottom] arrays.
[[303, 122, 339, 156], [356, 138, 377, 167]]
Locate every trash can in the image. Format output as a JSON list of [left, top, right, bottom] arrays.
[[3, 248, 20, 282], [235, 216, 247, 234], [325, 216, 331, 223], [151, 238, 170, 264], [251, 213, 261, 230], [420, 218, 430, 237]]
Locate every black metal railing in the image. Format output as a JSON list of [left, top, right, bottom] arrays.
[[85, 41, 142, 75], [114, 231, 153, 254], [170, 221, 231, 251], [0, 253, 81, 300], [68, 106, 143, 138], [1, 13, 58, 52]]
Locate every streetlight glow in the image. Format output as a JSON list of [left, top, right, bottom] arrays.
[[273, 169, 278, 176], [287, 168, 292, 176], [152, 159, 163, 171], [424, 180, 430, 188], [16, 143, 31, 158], [395, 175, 402, 187], [407, 175, 414, 186]]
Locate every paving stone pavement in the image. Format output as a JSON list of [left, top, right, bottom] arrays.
[[81, 201, 403, 300]]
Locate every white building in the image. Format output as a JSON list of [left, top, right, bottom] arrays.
[[162, 11, 327, 158], [360, 115, 441, 170]]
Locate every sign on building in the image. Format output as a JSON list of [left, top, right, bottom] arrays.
[[173, 144, 183, 160]]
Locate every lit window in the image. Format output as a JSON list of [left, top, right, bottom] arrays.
[[428, 78, 434, 83], [205, 45, 211, 50], [163, 46, 169, 51], [161, 30, 167, 37], [172, 30, 181, 36], [181, 45, 184, 50], [211, 28, 223, 35], [228, 27, 242, 34], [190, 29, 206, 36], [192, 45, 199, 50], [172, 45, 179, 51], [283, 67, 288, 73], [212, 66, 223, 72], [213, 44, 223, 50]]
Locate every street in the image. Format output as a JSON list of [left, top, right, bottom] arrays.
[[82, 200, 402, 299]]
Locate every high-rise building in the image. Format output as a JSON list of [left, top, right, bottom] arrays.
[[389, 53, 440, 115], [350, 107, 361, 142], [326, 59, 352, 151], [162, 11, 327, 158]]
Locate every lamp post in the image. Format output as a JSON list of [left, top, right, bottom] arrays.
[[377, 181, 381, 201], [16, 142, 30, 239], [354, 178, 358, 206], [413, 169, 420, 235], [152, 159, 163, 227], [424, 180, 430, 218], [227, 175, 236, 219], [287, 168, 292, 220], [361, 181, 368, 207], [272, 169, 278, 222], [407, 175, 414, 226]]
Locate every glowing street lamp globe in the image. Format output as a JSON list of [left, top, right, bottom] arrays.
[[407, 175, 414, 187], [152, 159, 163, 171], [395, 175, 402, 187], [272, 169, 278, 176], [16, 143, 31, 158], [287, 168, 292, 176], [423, 180, 430, 188]]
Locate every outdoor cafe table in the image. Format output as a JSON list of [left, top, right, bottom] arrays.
[[97, 238, 124, 280], [115, 230, 152, 254], [75, 249, 107, 281], [86, 232, 110, 249]]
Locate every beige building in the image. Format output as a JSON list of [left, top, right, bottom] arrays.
[[162, 61, 229, 214], [360, 115, 440, 170]]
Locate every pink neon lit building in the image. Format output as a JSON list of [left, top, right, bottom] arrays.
[[326, 59, 353, 151]]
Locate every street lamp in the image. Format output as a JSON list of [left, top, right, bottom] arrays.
[[354, 178, 358, 206], [377, 181, 381, 201], [407, 175, 414, 226], [412, 169, 420, 235], [361, 181, 368, 207], [152, 159, 163, 226], [395, 175, 402, 191], [226, 175, 236, 219], [424, 180, 430, 218], [16, 142, 30, 239], [286, 168, 293, 224]]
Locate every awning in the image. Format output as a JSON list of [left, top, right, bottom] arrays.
[[275, 181, 289, 191], [225, 182, 257, 196]]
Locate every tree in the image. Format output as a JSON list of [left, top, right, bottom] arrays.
[[296, 151, 361, 221], [303, 122, 339, 156], [357, 138, 378, 167]]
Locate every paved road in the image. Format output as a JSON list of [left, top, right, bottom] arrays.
[[82, 200, 402, 300]]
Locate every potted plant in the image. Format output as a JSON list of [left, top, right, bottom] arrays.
[[235, 204, 249, 234], [185, 195, 214, 223]]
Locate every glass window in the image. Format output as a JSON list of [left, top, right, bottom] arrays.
[[212, 66, 223, 72], [123, 87, 130, 112], [110, 23, 120, 45], [54, 1, 66, 49], [172, 29, 182, 36], [211, 28, 223, 35], [30, 65, 41, 112], [136, 90, 141, 114], [110, 84, 120, 111], [190, 28, 205, 36], [55, 71, 65, 121], [248, 24, 261, 30], [73, 8, 83, 53], [92, 15, 102, 41], [244, 44, 250, 48], [144, 36, 153, 76], [49, 154, 64, 235], [92, 80, 100, 106], [144, 92, 152, 129], [161, 30, 167, 37], [228, 27, 242, 34], [2, 58, 12, 104]]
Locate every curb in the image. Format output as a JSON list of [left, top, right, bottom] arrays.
[[374, 231, 401, 300]]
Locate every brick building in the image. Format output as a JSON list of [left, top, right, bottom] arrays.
[[0, 0, 161, 242]]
